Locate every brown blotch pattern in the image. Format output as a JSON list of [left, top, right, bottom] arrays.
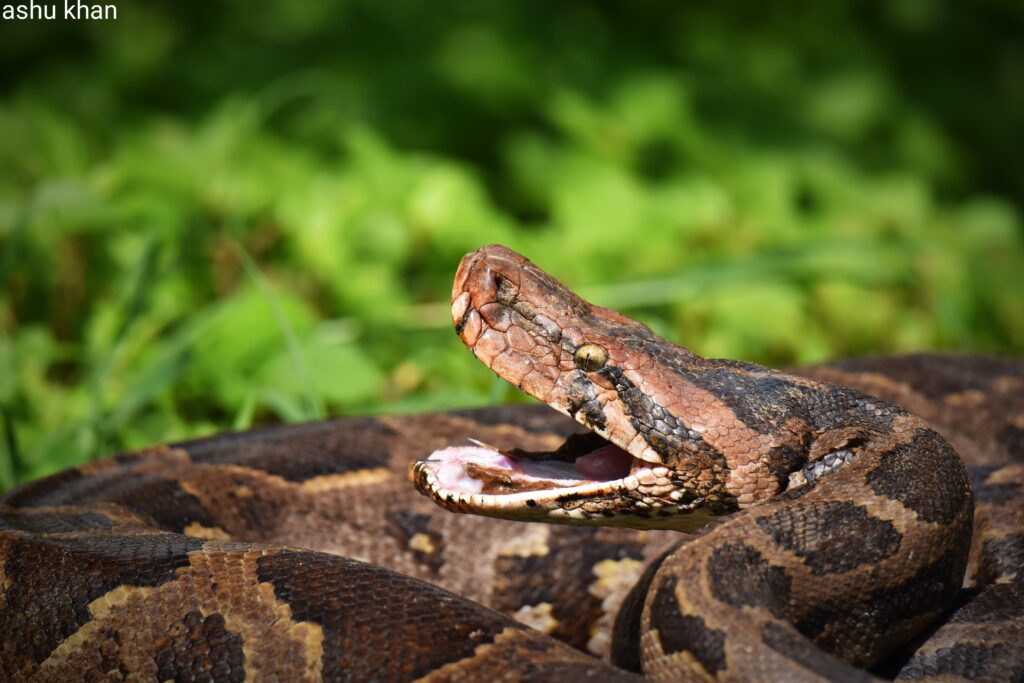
[[706, 542, 791, 618], [795, 554, 964, 664], [181, 417, 398, 481], [155, 610, 245, 682], [0, 532, 204, 672], [0, 509, 116, 535], [492, 527, 650, 652], [895, 583, 1024, 681], [866, 429, 970, 524], [1, 244, 1021, 683], [648, 576, 727, 675], [385, 510, 445, 573], [898, 643, 1020, 681], [977, 535, 1024, 585], [110, 477, 223, 534], [760, 622, 875, 683], [254, 549, 629, 681], [756, 501, 902, 575]]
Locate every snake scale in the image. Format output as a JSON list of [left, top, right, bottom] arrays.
[[2, 245, 1022, 682]]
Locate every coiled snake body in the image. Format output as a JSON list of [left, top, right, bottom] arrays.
[[2, 245, 1022, 681]]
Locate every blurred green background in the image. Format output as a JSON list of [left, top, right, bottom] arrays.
[[1, 2, 1023, 490]]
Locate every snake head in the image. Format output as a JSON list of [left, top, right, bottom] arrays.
[[410, 245, 752, 529], [411, 245, 899, 529]]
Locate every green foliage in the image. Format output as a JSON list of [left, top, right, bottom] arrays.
[[1, 2, 1022, 489]]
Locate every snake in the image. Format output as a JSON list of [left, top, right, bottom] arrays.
[[1, 245, 1022, 682]]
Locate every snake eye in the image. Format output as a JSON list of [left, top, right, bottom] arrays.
[[573, 343, 608, 372]]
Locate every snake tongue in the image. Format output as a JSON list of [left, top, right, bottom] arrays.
[[574, 444, 633, 480]]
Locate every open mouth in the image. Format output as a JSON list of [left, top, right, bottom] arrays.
[[411, 425, 714, 530], [415, 431, 661, 503]]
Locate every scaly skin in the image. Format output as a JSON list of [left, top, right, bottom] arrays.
[[413, 244, 1024, 682], [1, 244, 1021, 681]]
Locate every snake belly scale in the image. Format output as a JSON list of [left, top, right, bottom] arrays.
[[2, 244, 1022, 682]]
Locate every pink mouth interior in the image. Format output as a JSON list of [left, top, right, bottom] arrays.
[[423, 440, 638, 495], [574, 444, 634, 479]]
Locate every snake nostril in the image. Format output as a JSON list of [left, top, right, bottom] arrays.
[[495, 274, 520, 305]]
